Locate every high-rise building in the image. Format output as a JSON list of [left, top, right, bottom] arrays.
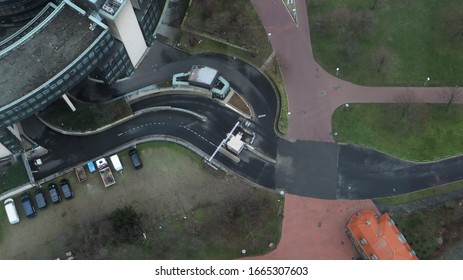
[[0, 0, 166, 157]]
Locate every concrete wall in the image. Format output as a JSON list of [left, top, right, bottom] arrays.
[[0, 142, 12, 158], [110, 0, 147, 67]]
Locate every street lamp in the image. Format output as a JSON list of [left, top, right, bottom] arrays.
[[336, 67, 340, 77], [424, 77, 431, 86]]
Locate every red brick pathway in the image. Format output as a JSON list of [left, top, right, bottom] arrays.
[[252, 0, 454, 142], [245, 194, 379, 260], [247, 0, 443, 260]]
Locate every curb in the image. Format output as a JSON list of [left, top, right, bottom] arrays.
[[37, 106, 207, 136], [34, 135, 229, 186]]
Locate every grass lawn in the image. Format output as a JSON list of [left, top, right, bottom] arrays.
[[180, 0, 272, 66], [0, 142, 282, 259], [392, 201, 463, 259], [264, 57, 288, 135], [177, 32, 259, 65], [0, 161, 29, 193], [376, 181, 463, 205], [332, 103, 463, 161], [307, 0, 463, 86], [39, 97, 132, 132]]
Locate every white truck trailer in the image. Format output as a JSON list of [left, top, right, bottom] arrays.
[[110, 154, 123, 175]]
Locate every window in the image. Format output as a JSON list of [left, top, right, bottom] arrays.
[[397, 233, 407, 244]]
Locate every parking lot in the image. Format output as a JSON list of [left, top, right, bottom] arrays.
[[0, 143, 258, 259]]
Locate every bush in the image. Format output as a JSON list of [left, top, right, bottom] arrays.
[[111, 205, 143, 243]]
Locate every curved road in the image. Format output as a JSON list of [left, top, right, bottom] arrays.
[[20, 43, 463, 200]]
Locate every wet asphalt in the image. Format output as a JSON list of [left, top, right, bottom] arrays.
[[20, 41, 463, 200]]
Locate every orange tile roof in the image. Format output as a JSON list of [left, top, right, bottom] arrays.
[[347, 210, 418, 260]]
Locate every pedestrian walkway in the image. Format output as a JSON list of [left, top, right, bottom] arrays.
[[251, 0, 455, 142], [244, 194, 379, 259]]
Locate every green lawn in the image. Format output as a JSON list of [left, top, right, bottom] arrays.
[[332, 103, 463, 161], [307, 0, 463, 86], [392, 201, 463, 259], [176, 32, 258, 65], [0, 161, 29, 193], [376, 181, 463, 205], [264, 58, 288, 135], [39, 97, 132, 132], [120, 191, 283, 260], [181, 0, 272, 66]]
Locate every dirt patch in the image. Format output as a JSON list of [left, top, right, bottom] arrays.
[[228, 91, 251, 116]]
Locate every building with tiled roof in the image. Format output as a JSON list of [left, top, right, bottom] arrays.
[[346, 210, 418, 260]]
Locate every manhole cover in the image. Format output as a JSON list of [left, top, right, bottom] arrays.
[[317, 90, 326, 97]]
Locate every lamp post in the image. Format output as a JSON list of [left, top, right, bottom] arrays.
[[424, 77, 430, 86], [336, 67, 340, 77]]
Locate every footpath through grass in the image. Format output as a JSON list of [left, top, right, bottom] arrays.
[[307, 0, 463, 86], [332, 103, 463, 161]]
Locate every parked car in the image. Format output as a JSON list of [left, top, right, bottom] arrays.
[[34, 188, 47, 210], [129, 149, 143, 169], [48, 183, 61, 204], [59, 179, 73, 200], [20, 193, 36, 218], [4, 198, 20, 224]]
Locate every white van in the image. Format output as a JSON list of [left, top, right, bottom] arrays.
[[4, 198, 20, 224]]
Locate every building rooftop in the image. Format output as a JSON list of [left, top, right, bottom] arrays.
[[227, 132, 245, 155], [0, 2, 105, 109], [0, 4, 56, 52], [347, 210, 418, 260], [101, 0, 124, 16], [188, 65, 219, 87]]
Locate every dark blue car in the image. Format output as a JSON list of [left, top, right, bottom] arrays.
[[21, 193, 36, 218], [60, 179, 73, 200]]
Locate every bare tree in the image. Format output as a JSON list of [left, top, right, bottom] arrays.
[[371, 48, 394, 74], [394, 91, 415, 120], [439, 87, 463, 111]]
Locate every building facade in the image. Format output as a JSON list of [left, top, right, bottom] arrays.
[[0, 0, 166, 156]]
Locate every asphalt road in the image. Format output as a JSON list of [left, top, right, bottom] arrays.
[[337, 145, 463, 199], [19, 41, 463, 200], [22, 93, 277, 188], [276, 139, 339, 199]]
